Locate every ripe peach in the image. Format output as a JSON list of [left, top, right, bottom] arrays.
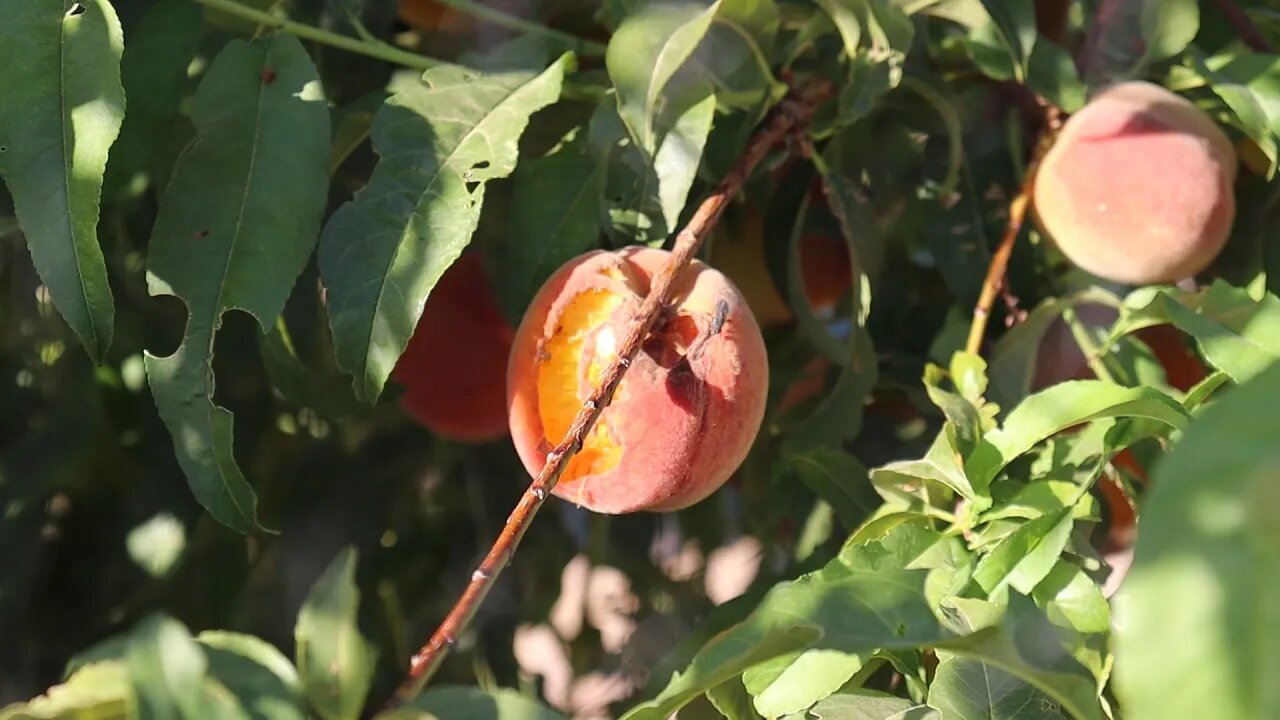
[[393, 252, 514, 442], [1031, 303, 1207, 393], [507, 246, 769, 514], [1031, 303, 1118, 391], [710, 208, 854, 326], [396, 0, 473, 34], [1033, 81, 1238, 284]]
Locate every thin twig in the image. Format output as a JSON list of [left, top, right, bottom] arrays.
[[964, 103, 1062, 355], [192, 0, 440, 71], [431, 0, 608, 56], [1207, 0, 1275, 52], [385, 77, 835, 709]]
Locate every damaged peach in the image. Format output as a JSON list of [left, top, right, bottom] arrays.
[[507, 247, 768, 514]]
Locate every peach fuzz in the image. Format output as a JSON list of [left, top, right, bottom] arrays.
[[393, 252, 514, 442], [507, 246, 769, 514], [1033, 81, 1237, 285]]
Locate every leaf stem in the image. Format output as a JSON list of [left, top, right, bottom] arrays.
[[431, 0, 608, 56], [1061, 305, 1117, 384], [384, 77, 836, 709], [191, 0, 441, 71]]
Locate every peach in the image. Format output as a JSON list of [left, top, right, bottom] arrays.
[[396, 0, 473, 34], [393, 252, 514, 442], [1031, 303, 1207, 393], [1032, 81, 1237, 284], [711, 208, 854, 326], [507, 246, 769, 514]]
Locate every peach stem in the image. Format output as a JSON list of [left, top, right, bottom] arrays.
[[964, 102, 1062, 356], [385, 77, 835, 709]]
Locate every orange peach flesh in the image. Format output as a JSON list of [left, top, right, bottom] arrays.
[[1033, 81, 1237, 285], [507, 247, 769, 514]]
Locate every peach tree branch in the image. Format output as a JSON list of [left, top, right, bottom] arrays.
[[385, 76, 836, 709]]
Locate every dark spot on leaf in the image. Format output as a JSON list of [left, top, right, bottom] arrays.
[[894, 622, 908, 637], [194, 229, 210, 241], [0, 145, 7, 153], [465, 181, 480, 194], [261, 66, 277, 85]]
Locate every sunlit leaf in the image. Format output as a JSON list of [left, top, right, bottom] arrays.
[[1115, 359, 1280, 720], [318, 54, 573, 402], [0, 0, 124, 360]]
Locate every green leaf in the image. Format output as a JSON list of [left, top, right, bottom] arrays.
[[1140, 0, 1198, 64], [145, 35, 331, 534], [259, 316, 363, 420], [105, 0, 207, 196], [744, 649, 864, 718], [318, 54, 573, 402], [623, 558, 957, 720], [499, 130, 602, 324], [928, 656, 1066, 720], [815, 0, 914, 125], [782, 449, 880, 530], [971, 508, 1074, 596], [872, 424, 983, 506], [1114, 359, 1280, 720], [782, 329, 878, 456], [1079, 0, 1197, 85], [655, 91, 716, 229], [706, 677, 760, 720], [960, 0, 1034, 82], [295, 548, 375, 720], [1108, 282, 1280, 384], [811, 691, 938, 719], [0, 662, 134, 720], [124, 616, 209, 719], [610, 0, 780, 141], [607, 1, 716, 150], [967, 381, 1190, 490], [938, 596, 1103, 720], [1026, 40, 1085, 114], [0, 0, 124, 361], [198, 631, 305, 720], [1030, 562, 1109, 636], [378, 686, 568, 720], [621, 626, 821, 720]]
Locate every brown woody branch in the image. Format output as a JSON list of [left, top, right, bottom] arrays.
[[965, 100, 1062, 356], [1207, 0, 1274, 53], [385, 77, 835, 709]]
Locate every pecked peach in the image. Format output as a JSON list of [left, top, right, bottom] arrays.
[[1033, 81, 1237, 285], [393, 252, 514, 442], [507, 246, 769, 514]]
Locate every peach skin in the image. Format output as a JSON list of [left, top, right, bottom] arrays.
[[507, 246, 769, 514]]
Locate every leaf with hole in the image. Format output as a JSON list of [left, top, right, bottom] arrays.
[[318, 54, 573, 402], [144, 35, 331, 534]]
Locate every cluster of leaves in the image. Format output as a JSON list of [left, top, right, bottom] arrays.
[[4, 0, 1280, 718]]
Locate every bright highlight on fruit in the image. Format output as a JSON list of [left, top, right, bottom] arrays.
[[1033, 81, 1238, 285], [393, 252, 514, 442], [507, 247, 769, 514]]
